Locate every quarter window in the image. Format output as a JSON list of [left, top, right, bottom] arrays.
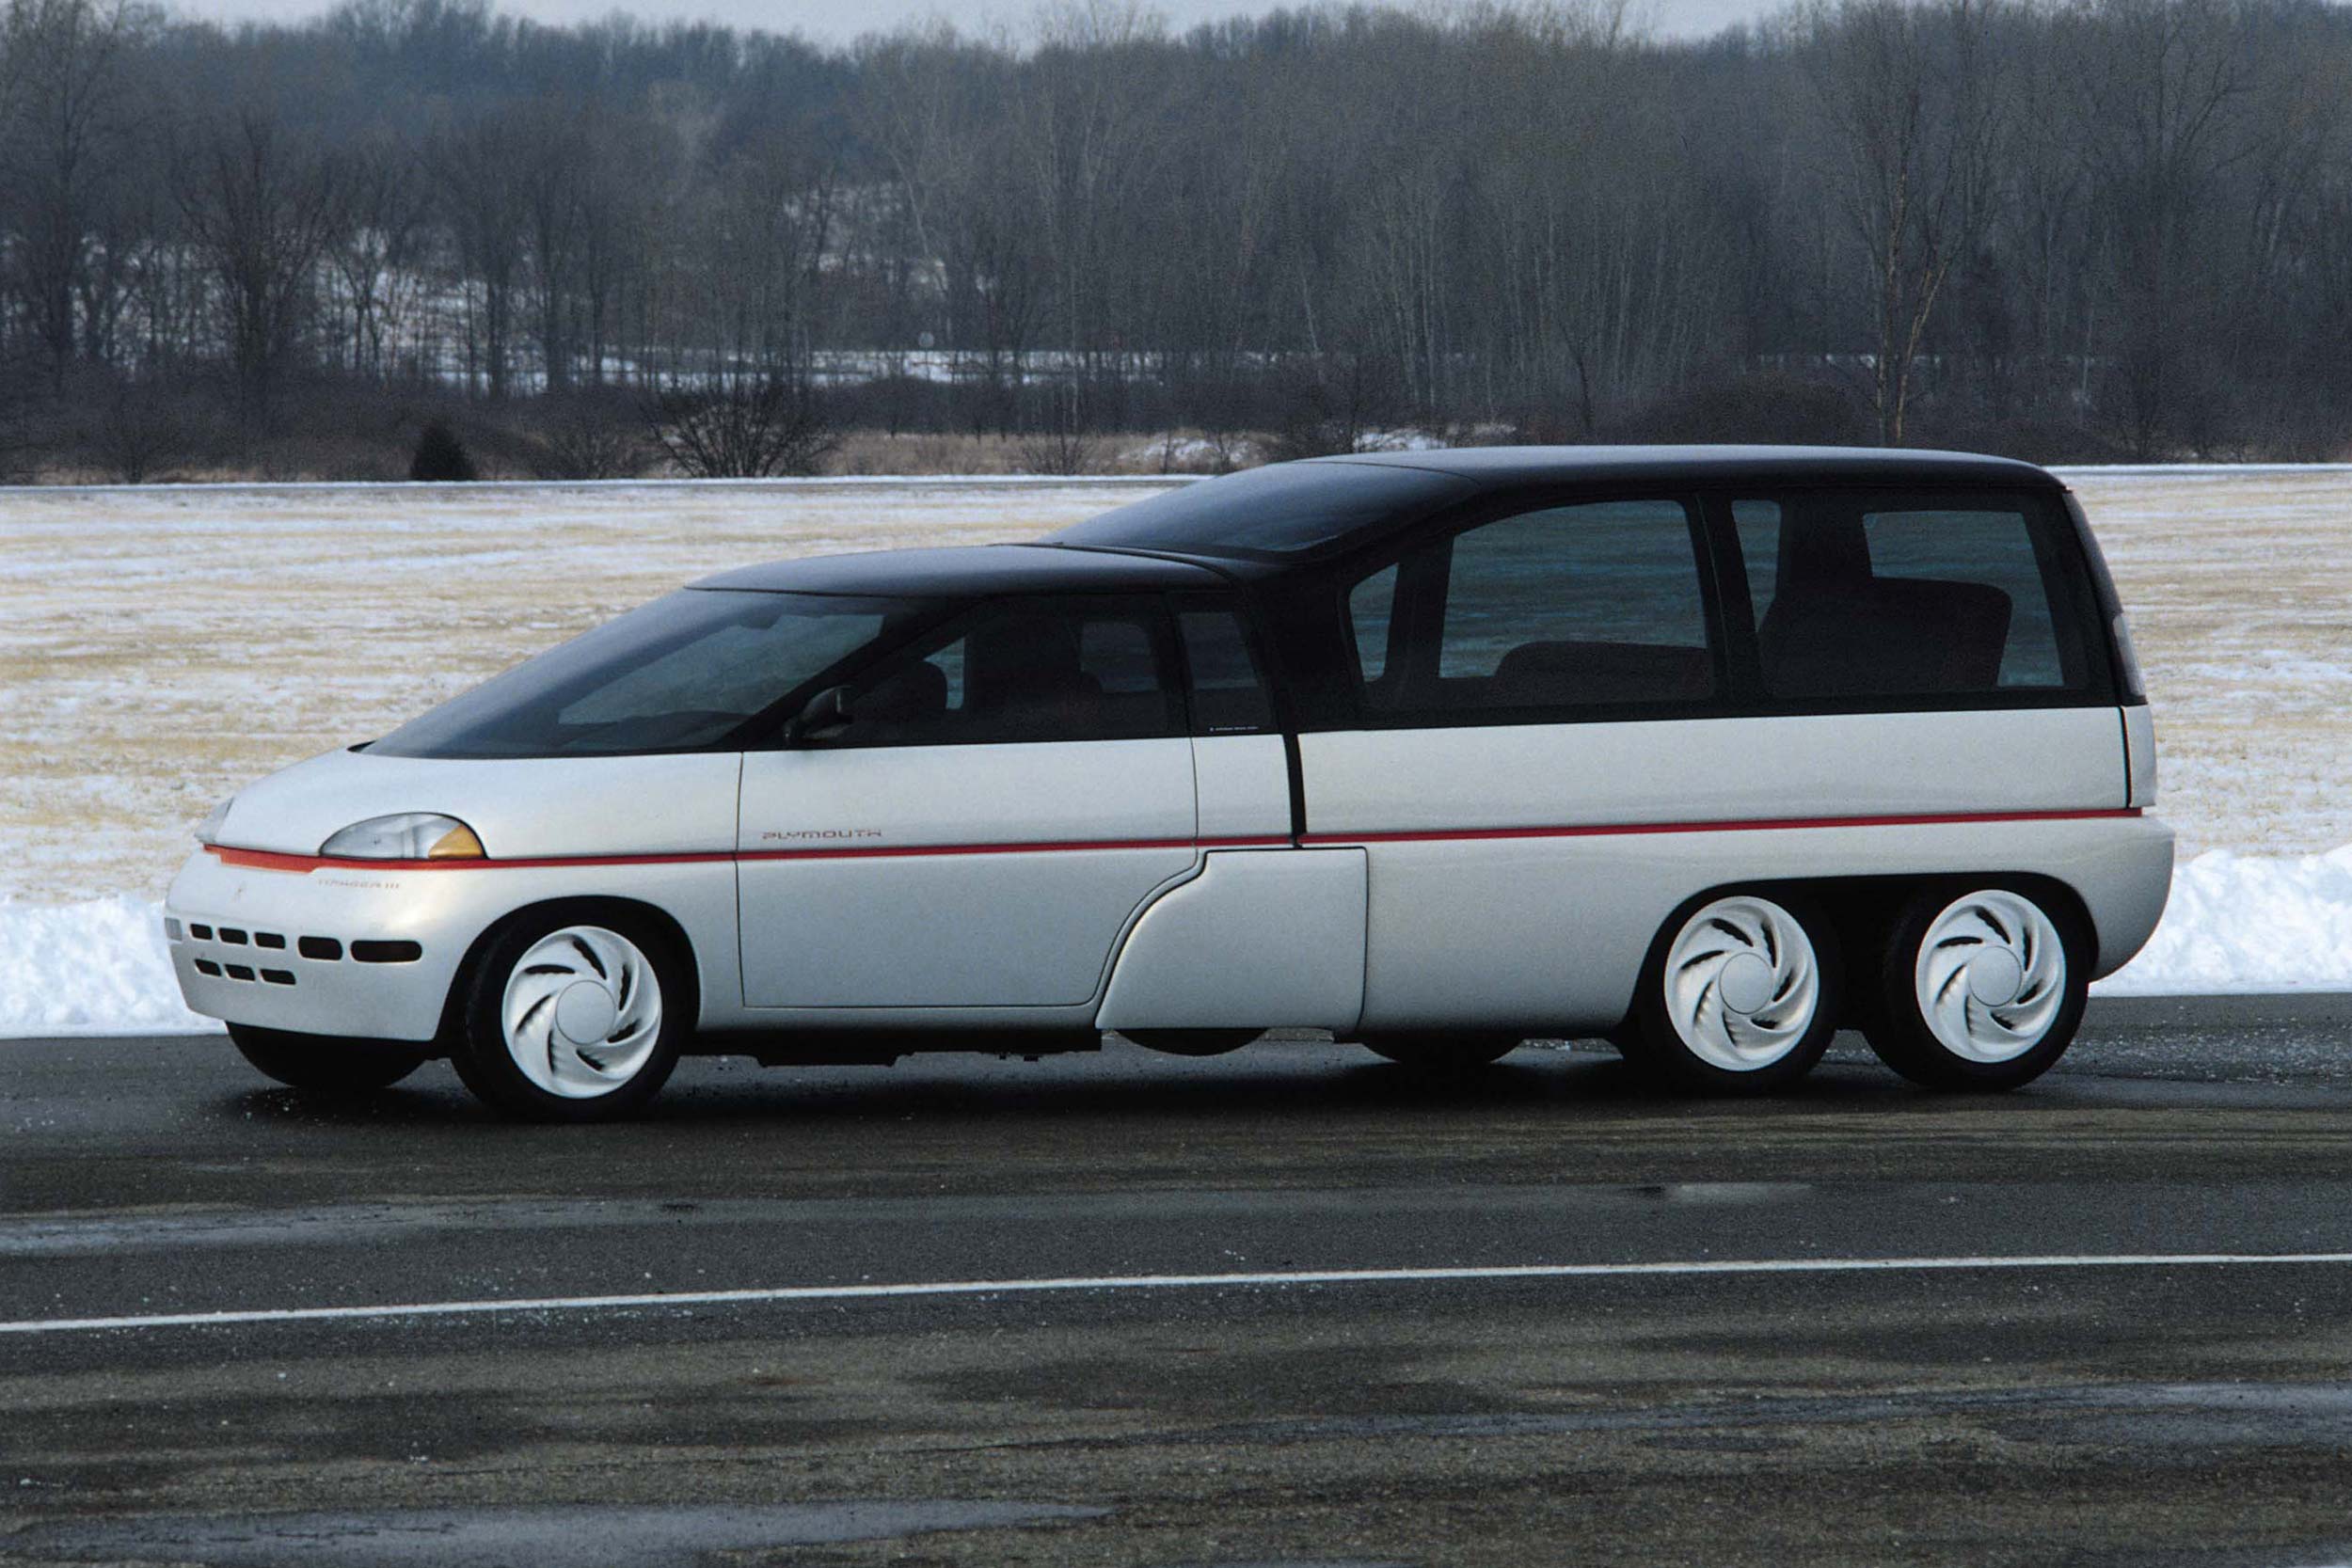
[[1348, 564, 1399, 683], [1731, 493, 2086, 699], [1178, 609, 1276, 734]]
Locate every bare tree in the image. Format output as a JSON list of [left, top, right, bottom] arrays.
[[2074, 0, 2261, 456], [644, 376, 836, 477], [428, 109, 526, 398], [1812, 0, 2009, 445], [1, 0, 153, 388], [176, 112, 345, 424], [326, 136, 426, 380]]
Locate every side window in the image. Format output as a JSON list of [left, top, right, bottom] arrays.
[[1734, 492, 2083, 700], [841, 596, 1182, 746], [1863, 511, 2063, 686], [1732, 500, 1780, 626], [1347, 564, 1398, 684], [1343, 497, 1716, 721], [1178, 608, 1276, 735]]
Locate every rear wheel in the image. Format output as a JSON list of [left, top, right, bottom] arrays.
[[1360, 1032, 1522, 1072], [1867, 885, 2087, 1091], [229, 1023, 428, 1092], [1623, 892, 1840, 1094], [449, 911, 688, 1122]]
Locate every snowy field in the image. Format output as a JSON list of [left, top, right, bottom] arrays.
[[2, 467, 2348, 1035]]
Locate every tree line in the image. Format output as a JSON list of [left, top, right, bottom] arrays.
[[2, 0, 2349, 479]]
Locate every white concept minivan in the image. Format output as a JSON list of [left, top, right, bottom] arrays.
[[167, 447, 2172, 1118]]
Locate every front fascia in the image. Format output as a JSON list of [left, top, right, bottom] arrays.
[[166, 848, 741, 1042]]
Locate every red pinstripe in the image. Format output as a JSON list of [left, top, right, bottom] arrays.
[[206, 808, 2137, 876], [1298, 806, 2141, 847]]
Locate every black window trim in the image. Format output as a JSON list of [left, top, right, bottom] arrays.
[[1696, 482, 2121, 720], [1274, 475, 2122, 735], [1168, 589, 1282, 739], [1312, 484, 1740, 734], [769, 590, 1192, 752]]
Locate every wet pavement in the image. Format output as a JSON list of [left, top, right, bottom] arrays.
[[8, 1000, 2352, 1565]]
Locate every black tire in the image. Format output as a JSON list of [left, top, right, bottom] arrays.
[[1866, 882, 2089, 1091], [1622, 890, 1842, 1096], [1122, 1029, 1264, 1056], [1360, 1032, 1522, 1072], [229, 1023, 428, 1091], [448, 906, 691, 1123]]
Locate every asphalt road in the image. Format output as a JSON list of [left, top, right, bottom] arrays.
[[8, 998, 2352, 1567]]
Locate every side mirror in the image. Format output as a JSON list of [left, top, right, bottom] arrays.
[[785, 685, 854, 746]]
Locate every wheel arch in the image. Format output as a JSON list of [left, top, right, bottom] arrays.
[[434, 895, 706, 1044], [1611, 872, 2096, 1037]]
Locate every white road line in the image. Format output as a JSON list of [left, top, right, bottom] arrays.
[[10, 1252, 2352, 1337]]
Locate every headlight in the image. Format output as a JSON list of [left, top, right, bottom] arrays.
[[320, 813, 486, 861], [195, 798, 233, 846]]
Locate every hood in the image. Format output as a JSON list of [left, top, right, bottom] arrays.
[[215, 747, 742, 861]]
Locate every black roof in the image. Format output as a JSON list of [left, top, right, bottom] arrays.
[[695, 447, 2063, 595], [692, 542, 1226, 596], [1307, 444, 2058, 488]]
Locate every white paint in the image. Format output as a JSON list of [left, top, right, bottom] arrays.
[[1097, 847, 1368, 1032], [10, 1251, 2352, 1337]]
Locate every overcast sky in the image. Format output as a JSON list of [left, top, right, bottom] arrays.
[[186, 0, 1774, 45]]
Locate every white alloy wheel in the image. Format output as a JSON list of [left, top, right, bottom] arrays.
[[501, 925, 664, 1099], [1914, 890, 2066, 1064], [1660, 895, 1822, 1072]]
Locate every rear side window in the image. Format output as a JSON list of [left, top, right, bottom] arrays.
[[1346, 497, 1719, 721], [1730, 492, 2091, 700], [837, 595, 1183, 747]]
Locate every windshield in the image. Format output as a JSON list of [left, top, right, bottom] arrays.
[[1048, 462, 1473, 561], [370, 589, 930, 758]]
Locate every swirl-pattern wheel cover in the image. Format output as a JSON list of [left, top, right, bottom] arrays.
[[1915, 890, 2065, 1064], [501, 926, 663, 1098], [1662, 896, 1820, 1072]]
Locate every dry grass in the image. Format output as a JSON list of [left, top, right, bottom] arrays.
[[2, 468, 2344, 904]]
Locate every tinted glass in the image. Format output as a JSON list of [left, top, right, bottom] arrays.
[[1348, 564, 1399, 682], [1438, 500, 1709, 684], [1178, 609, 1275, 734], [1347, 498, 1715, 719], [1732, 491, 2085, 699], [1048, 462, 1473, 561], [836, 596, 1182, 747], [373, 590, 918, 757]]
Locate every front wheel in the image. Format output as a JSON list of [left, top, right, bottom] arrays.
[[449, 911, 688, 1122], [1622, 892, 1840, 1095], [1867, 885, 2087, 1091], [229, 1023, 428, 1091]]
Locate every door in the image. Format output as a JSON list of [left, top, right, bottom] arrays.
[[738, 594, 1198, 1009], [1301, 494, 1733, 1028]]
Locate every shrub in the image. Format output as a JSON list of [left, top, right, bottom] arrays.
[[409, 420, 478, 482]]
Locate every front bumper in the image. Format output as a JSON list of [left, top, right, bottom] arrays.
[[164, 849, 488, 1042]]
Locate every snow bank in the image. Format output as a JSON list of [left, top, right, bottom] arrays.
[[2093, 846, 2352, 996], [3, 848, 2349, 1037], [0, 897, 219, 1037]]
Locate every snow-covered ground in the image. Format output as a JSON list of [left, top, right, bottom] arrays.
[[2, 467, 2347, 1037]]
